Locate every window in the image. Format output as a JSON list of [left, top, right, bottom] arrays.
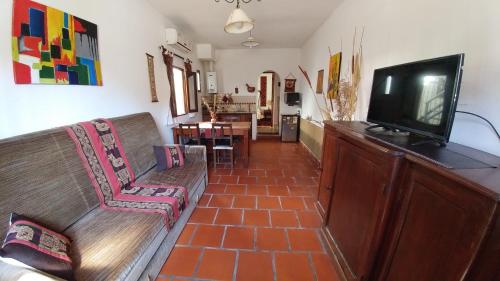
[[196, 70, 201, 92], [172, 66, 187, 117]]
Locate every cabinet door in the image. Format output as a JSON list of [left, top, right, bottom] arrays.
[[317, 129, 337, 218], [380, 165, 494, 281], [327, 139, 399, 281]]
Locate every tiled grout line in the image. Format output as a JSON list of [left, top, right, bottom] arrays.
[[187, 224, 198, 245], [284, 228, 292, 252], [176, 244, 326, 255], [211, 208, 219, 224], [295, 209, 303, 229], [271, 251, 278, 281], [220, 225, 228, 248], [252, 227, 257, 250], [307, 252, 320, 281], [277, 196, 283, 210], [231, 249, 240, 281], [191, 247, 205, 279]]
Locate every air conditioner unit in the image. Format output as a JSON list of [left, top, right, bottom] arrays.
[[165, 28, 193, 53]]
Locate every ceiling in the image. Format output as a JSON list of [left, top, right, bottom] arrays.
[[147, 0, 343, 49]]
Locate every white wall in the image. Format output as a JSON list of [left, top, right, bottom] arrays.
[[300, 0, 500, 156], [0, 0, 202, 143], [215, 48, 301, 117]]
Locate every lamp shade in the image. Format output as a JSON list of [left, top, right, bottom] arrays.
[[224, 8, 254, 34], [241, 36, 259, 48]]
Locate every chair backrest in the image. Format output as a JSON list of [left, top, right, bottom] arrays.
[[178, 123, 201, 145], [211, 123, 233, 146]]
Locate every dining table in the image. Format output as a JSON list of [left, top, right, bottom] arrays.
[[172, 121, 251, 167]]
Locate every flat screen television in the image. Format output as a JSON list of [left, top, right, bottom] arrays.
[[286, 92, 300, 106], [367, 54, 464, 143]]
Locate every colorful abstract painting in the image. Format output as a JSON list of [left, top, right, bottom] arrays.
[[12, 0, 102, 85], [327, 52, 342, 99]]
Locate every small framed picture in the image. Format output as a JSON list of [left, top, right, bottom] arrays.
[[316, 69, 324, 93], [284, 79, 296, 93]]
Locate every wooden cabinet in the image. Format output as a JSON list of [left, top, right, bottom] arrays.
[[323, 134, 402, 281], [318, 121, 500, 281], [377, 164, 495, 281], [317, 127, 336, 217], [217, 113, 252, 122]]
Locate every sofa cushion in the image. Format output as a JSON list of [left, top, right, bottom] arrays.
[[0, 213, 74, 280], [64, 208, 166, 281], [0, 128, 99, 237], [138, 157, 206, 192], [153, 145, 185, 171], [111, 113, 163, 178]]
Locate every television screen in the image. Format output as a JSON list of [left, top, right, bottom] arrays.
[[286, 92, 300, 106], [367, 54, 464, 142]]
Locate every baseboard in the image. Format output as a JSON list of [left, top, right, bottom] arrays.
[[300, 140, 321, 168]]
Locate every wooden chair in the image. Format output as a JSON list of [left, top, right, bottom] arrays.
[[211, 123, 234, 168], [178, 123, 201, 145]]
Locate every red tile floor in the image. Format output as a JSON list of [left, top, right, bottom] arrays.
[[157, 139, 341, 281]]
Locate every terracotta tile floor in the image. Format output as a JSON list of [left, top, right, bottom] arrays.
[[157, 139, 341, 281]]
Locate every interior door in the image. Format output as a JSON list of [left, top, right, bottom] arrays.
[[259, 76, 267, 107], [379, 165, 494, 281], [327, 138, 399, 281]]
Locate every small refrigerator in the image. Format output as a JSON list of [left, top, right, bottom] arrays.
[[281, 115, 300, 142]]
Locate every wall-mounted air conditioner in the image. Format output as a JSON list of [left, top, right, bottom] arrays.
[[165, 28, 193, 53]]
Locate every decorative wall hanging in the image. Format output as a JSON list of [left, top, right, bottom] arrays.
[[316, 69, 324, 94], [146, 54, 158, 103], [246, 83, 256, 93], [284, 73, 296, 93], [12, 0, 102, 85], [335, 28, 363, 121], [327, 52, 342, 99], [299, 65, 325, 122]]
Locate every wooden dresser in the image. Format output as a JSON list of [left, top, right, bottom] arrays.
[[318, 121, 500, 281]]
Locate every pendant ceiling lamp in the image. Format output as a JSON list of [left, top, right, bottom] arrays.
[[241, 31, 259, 48], [216, 0, 261, 34]]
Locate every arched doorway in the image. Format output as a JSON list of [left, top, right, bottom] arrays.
[[256, 71, 280, 135]]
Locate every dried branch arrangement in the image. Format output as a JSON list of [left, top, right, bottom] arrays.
[[298, 27, 364, 123], [334, 27, 364, 121], [202, 95, 219, 122]]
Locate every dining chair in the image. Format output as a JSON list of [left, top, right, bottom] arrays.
[[178, 123, 201, 145], [211, 123, 234, 168]]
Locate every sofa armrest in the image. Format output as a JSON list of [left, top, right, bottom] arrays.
[[185, 145, 207, 163], [0, 258, 63, 281]]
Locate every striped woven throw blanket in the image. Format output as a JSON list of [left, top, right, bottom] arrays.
[[66, 118, 188, 229]]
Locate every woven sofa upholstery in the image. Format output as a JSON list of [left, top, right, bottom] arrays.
[[0, 112, 207, 281]]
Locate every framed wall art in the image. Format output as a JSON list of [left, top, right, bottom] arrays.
[[316, 69, 324, 94], [12, 0, 103, 85], [327, 52, 342, 99]]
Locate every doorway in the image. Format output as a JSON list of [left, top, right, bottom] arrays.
[[257, 71, 280, 135]]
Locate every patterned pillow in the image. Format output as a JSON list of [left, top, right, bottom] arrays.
[[0, 213, 74, 280], [154, 145, 186, 171]]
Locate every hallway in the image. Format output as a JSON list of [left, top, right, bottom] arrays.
[[157, 139, 341, 281]]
